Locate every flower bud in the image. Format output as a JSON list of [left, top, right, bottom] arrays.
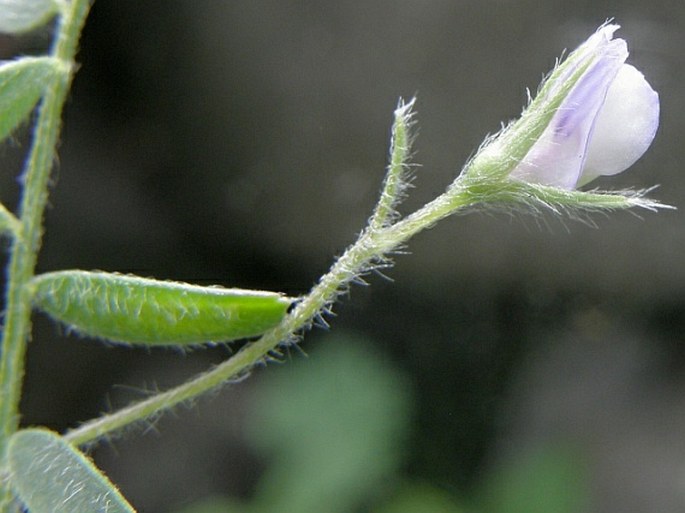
[[509, 25, 659, 189]]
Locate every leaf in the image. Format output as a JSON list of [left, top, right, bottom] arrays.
[[8, 428, 136, 513], [477, 445, 588, 513], [372, 482, 465, 513], [170, 496, 248, 513], [30, 270, 292, 346], [0, 0, 59, 34], [0, 57, 62, 143], [0, 202, 20, 237], [246, 335, 413, 513]]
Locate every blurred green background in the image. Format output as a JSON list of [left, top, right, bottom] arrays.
[[1, 0, 684, 511]]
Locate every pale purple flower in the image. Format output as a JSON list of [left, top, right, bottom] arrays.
[[509, 25, 659, 189]]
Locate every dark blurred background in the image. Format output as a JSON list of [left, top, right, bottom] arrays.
[[2, 1, 685, 512]]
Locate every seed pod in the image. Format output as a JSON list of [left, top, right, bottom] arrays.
[[30, 270, 292, 346]]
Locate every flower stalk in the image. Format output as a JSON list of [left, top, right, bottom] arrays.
[[0, 18, 663, 456], [65, 52, 668, 444]]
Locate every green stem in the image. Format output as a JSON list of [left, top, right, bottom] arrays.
[[60, 140, 667, 446], [368, 99, 414, 230], [64, 180, 476, 446], [0, 0, 92, 505]]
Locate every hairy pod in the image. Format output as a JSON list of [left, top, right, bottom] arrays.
[[30, 270, 292, 346]]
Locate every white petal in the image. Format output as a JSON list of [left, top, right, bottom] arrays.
[[509, 40, 627, 189], [579, 64, 660, 185]]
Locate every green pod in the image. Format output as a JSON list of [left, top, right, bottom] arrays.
[[30, 270, 292, 346]]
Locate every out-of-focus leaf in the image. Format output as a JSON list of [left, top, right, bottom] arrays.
[[170, 496, 247, 513], [373, 482, 465, 513], [0, 57, 61, 142], [246, 334, 413, 513], [477, 444, 588, 513], [8, 428, 136, 513]]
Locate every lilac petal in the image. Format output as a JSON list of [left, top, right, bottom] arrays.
[[509, 35, 628, 189], [545, 25, 621, 98], [578, 64, 660, 185]]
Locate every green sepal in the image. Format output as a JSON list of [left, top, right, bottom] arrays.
[[459, 178, 672, 214], [8, 428, 136, 513], [29, 270, 292, 346], [0, 57, 64, 144]]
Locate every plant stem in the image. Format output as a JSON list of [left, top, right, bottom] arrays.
[[0, 0, 91, 506], [64, 180, 476, 446], [369, 98, 414, 230]]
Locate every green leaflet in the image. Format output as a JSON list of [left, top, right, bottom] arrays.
[[0, 57, 63, 143], [30, 270, 292, 346], [0, 0, 59, 34], [8, 428, 136, 513], [0, 202, 20, 237]]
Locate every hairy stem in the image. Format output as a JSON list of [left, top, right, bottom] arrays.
[[62, 135, 668, 447], [64, 180, 477, 446], [369, 98, 414, 230], [0, 0, 92, 507]]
